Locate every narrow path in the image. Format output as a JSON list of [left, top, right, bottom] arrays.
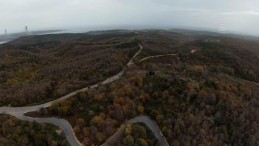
[[139, 53, 177, 62], [0, 43, 143, 146], [127, 44, 143, 66], [101, 116, 169, 146]]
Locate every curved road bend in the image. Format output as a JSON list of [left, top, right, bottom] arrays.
[[101, 116, 169, 146], [0, 43, 143, 146], [16, 113, 82, 146]]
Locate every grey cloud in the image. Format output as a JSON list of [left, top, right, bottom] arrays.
[[1, 0, 259, 35]]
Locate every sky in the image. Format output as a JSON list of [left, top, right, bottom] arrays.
[[1, 0, 259, 35]]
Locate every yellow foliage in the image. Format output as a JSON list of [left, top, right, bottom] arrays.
[[125, 124, 132, 136], [137, 105, 144, 114], [83, 127, 89, 137]]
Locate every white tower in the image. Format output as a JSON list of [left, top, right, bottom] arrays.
[[25, 26, 29, 36], [4, 29, 7, 41]]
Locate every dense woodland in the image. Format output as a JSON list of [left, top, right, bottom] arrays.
[[28, 30, 259, 146], [0, 31, 139, 106], [1, 30, 259, 145], [119, 123, 157, 146], [0, 114, 68, 146]]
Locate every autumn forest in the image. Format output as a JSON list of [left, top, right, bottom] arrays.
[[0, 30, 259, 146]]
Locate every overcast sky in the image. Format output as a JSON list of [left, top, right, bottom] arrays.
[[1, 0, 259, 35]]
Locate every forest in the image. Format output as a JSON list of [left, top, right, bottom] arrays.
[[0, 31, 139, 106], [27, 30, 259, 146], [0, 114, 68, 146], [119, 123, 157, 146], [0, 30, 258, 146]]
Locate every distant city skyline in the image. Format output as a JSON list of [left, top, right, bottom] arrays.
[[1, 0, 259, 36]]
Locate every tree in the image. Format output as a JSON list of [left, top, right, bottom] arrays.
[[136, 138, 148, 146], [132, 124, 147, 139], [83, 127, 90, 137], [50, 100, 59, 113], [95, 132, 106, 143], [94, 94, 103, 101], [50, 141, 58, 146], [136, 125, 147, 138], [76, 118, 85, 127], [123, 135, 134, 146], [78, 92, 88, 100], [150, 109, 159, 119], [90, 116, 104, 127], [58, 105, 70, 116], [138, 93, 146, 102], [73, 126, 80, 135], [137, 105, 144, 114], [112, 103, 124, 122], [125, 124, 132, 136], [156, 115, 164, 125]]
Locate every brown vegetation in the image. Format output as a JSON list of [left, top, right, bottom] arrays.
[[3, 30, 259, 146], [0, 114, 68, 146], [0, 31, 139, 106]]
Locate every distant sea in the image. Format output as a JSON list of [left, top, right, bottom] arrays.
[[0, 41, 7, 44], [0, 27, 102, 44], [0, 30, 64, 45], [0, 26, 138, 45]]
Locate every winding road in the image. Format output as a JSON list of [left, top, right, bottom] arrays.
[[0, 43, 170, 146], [101, 116, 169, 146], [0, 43, 143, 146]]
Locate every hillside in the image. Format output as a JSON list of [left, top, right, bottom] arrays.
[[25, 30, 259, 146], [0, 31, 139, 106]]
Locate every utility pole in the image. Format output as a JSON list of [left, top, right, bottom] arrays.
[[4, 29, 7, 41]]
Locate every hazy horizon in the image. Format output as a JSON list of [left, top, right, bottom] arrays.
[[1, 0, 259, 36]]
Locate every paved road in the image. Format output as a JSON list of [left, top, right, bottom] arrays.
[[0, 43, 143, 146], [0, 44, 170, 146], [0, 103, 83, 146], [139, 53, 177, 62], [127, 44, 143, 66], [16, 114, 83, 146], [101, 116, 169, 146]]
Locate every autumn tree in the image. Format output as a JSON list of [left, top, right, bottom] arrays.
[[125, 124, 132, 136], [136, 138, 148, 146], [123, 135, 135, 146]]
